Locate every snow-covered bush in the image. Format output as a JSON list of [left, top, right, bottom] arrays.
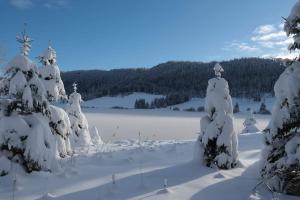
[[39, 45, 67, 102], [241, 109, 260, 134], [233, 102, 240, 113], [67, 83, 91, 146], [256, 102, 271, 115], [0, 31, 62, 173], [261, 1, 300, 195], [195, 63, 238, 169]]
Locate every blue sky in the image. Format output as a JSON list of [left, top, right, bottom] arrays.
[[0, 0, 297, 70]]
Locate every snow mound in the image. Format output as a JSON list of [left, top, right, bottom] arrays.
[[90, 126, 103, 145], [0, 156, 10, 176]]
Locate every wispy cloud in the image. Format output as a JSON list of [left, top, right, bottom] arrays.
[[254, 24, 276, 35], [224, 23, 296, 60], [251, 24, 291, 49], [224, 41, 258, 52], [9, 0, 69, 9], [43, 0, 69, 9], [10, 0, 33, 9]]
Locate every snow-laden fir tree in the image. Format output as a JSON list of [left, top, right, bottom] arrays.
[[39, 44, 67, 102], [194, 63, 238, 169], [0, 30, 58, 173], [261, 0, 300, 195], [67, 83, 91, 146], [241, 109, 260, 134], [38, 45, 73, 157], [233, 102, 240, 113]]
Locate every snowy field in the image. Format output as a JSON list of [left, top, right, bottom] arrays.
[[2, 93, 295, 200], [82, 93, 273, 142], [84, 109, 270, 142]]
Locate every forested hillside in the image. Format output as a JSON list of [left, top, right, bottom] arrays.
[[61, 58, 284, 100]]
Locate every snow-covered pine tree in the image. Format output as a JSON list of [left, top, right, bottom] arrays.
[[257, 102, 271, 115], [67, 83, 91, 146], [38, 44, 72, 157], [39, 44, 67, 102], [0, 29, 58, 173], [195, 63, 238, 169], [241, 109, 260, 134], [261, 0, 300, 195]]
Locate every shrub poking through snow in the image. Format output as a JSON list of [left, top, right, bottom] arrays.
[[233, 102, 240, 113], [195, 63, 238, 169], [38, 44, 67, 102], [67, 83, 91, 146], [257, 102, 271, 115], [241, 109, 260, 134], [0, 30, 59, 173], [261, 1, 300, 196]]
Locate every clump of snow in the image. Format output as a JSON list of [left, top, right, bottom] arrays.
[[49, 105, 72, 157], [90, 126, 103, 145], [8, 70, 27, 96], [22, 85, 33, 110], [241, 109, 260, 134], [5, 54, 37, 75], [195, 63, 238, 169], [0, 156, 11, 176], [0, 113, 59, 172]]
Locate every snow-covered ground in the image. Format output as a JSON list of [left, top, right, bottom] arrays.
[[0, 134, 298, 200], [82, 93, 272, 142], [1, 93, 291, 200], [84, 109, 270, 142]]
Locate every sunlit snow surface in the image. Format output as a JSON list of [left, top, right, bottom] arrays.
[[2, 93, 297, 200]]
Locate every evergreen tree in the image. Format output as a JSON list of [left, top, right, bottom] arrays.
[[261, 0, 300, 195], [241, 109, 260, 134], [39, 44, 67, 102], [67, 83, 91, 146], [233, 102, 240, 113], [0, 30, 58, 173], [194, 63, 238, 169], [134, 99, 149, 109], [257, 102, 271, 115]]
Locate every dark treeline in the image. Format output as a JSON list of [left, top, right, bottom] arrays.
[[135, 93, 190, 109], [61, 58, 284, 100]]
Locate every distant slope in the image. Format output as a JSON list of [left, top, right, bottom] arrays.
[[82, 92, 164, 109], [61, 58, 284, 100]]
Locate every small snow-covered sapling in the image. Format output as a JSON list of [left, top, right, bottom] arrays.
[[164, 178, 168, 189], [112, 174, 116, 185]]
